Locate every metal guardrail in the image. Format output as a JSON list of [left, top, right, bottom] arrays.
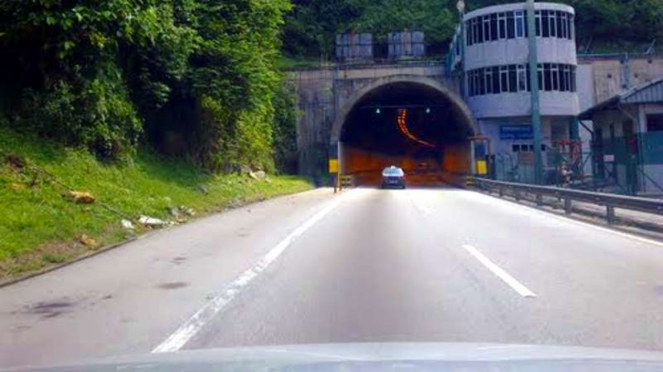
[[470, 177, 663, 224]]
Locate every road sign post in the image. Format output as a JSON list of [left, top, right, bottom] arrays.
[[329, 159, 339, 193]]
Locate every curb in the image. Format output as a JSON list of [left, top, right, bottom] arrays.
[[0, 237, 138, 289]]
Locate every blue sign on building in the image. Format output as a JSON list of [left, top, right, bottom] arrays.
[[500, 125, 533, 140]]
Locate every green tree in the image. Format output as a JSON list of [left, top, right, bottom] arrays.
[[0, 0, 194, 159], [282, 0, 663, 59], [1, 0, 294, 172], [349, 0, 456, 55]]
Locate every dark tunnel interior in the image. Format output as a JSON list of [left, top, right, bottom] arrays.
[[341, 82, 474, 158]]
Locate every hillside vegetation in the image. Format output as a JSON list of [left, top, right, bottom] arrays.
[[0, 1, 310, 280], [283, 0, 663, 59], [0, 0, 295, 172], [0, 126, 311, 280]]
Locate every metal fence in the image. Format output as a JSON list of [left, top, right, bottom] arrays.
[[491, 134, 663, 196]]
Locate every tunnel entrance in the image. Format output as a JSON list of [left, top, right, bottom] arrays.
[[337, 80, 477, 186]]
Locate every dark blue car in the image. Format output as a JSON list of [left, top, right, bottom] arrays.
[[381, 166, 406, 189]]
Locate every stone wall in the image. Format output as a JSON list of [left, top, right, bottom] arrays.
[[580, 55, 663, 105], [287, 62, 458, 176]]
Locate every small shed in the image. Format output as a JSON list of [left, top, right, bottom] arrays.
[[579, 77, 663, 195]]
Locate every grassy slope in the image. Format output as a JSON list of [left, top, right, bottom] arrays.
[[0, 127, 312, 279]]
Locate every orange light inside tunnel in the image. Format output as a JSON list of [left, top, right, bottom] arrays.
[[397, 109, 435, 148]]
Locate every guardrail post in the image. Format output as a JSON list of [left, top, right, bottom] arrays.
[[514, 188, 520, 201], [564, 198, 572, 215], [499, 186, 503, 197], [536, 194, 543, 206], [606, 205, 616, 224]]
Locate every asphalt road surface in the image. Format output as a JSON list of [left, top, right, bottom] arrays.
[[2, 186, 663, 368]]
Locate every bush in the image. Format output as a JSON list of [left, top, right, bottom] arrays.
[[273, 84, 299, 174], [16, 63, 142, 161], [1, 0, 293, 171]]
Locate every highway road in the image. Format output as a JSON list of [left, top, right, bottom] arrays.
[[2, 186, 663, 368]]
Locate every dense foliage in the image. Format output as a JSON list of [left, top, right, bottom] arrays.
[[283, 0, 663, 58], [0, 0, 293, 173], [272, 84, 299, 175]]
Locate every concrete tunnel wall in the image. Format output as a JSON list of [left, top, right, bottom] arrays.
[[335, 76, 478, 181], [287, 66, 479, 178]]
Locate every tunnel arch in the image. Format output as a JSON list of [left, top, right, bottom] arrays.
[[331, 75, 479, 145]]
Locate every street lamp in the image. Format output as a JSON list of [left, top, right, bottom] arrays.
[[456, 0, 466, 97], [456, 0, 465, 13]]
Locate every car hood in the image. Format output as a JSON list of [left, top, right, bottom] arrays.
[[5, 343, 663, 372]]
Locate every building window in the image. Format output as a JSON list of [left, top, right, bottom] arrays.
[[492, 66, 500, 94], [466, 21, 471, 46], [466, 21, 470, 46], [498, 13, 507, 39], [474, 70, 479, 96], [537, 64, 543, 90], [490, 14, 498, 41], [478, 68, 486, 95], [560, 65, 568, 91], [517, 65, 527, 91], [541, 10, 550, 37], [474, 18, 479, 43], [513, 144, 535, 153], [477, 17, 484, 43], [500, 66, 509, 93], [548, 10, 557, 38], [473, 70, 479, 96], [467, 10, 573, 46], [515, 11, 525, 38], [486, 68, 493, 94], [508, 65, 518, 92], [560, 12, 567, 39], [468, 63, 577, 96], [556, 11, 564, 39], [543, 63, 552, 91], [506, 12, 515, 39], [647, 114, 663, 132]]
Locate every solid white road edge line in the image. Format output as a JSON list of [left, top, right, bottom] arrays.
[[462, 244, 537, 298], [152, 196, 344, 353], [470, 191, 663, 249]]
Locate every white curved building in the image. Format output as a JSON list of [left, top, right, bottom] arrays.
[[461, 2, 580, 181]]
